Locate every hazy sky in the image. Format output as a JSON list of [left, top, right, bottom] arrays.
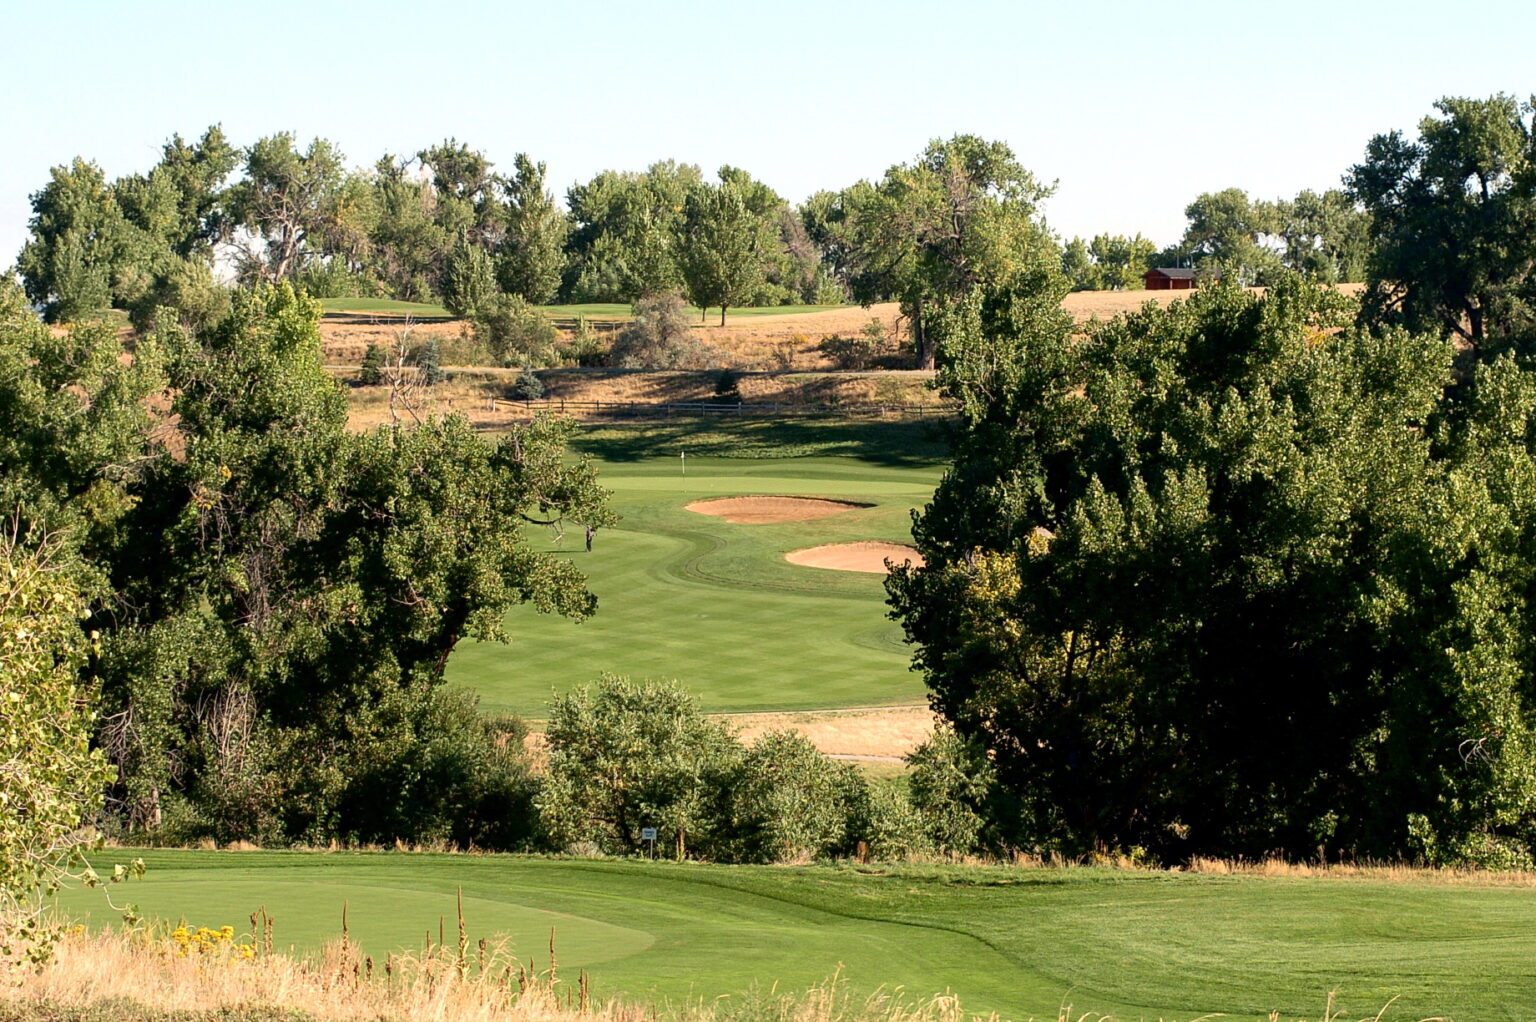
[[4, 0, 1533, 267]]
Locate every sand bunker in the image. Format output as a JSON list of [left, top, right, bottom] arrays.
[[685, 495, 869, 524], [785, 542, 925, 574]]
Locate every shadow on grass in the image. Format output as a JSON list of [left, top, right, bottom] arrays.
[[573, 417, 954, 467]]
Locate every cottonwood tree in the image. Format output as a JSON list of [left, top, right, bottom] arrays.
[[847, 135, 1057, 368], [226, 134, 348, 284], [679, 179, 777, 325], [1348, 93, 1536, 355], [888, 274, 1536, 863]]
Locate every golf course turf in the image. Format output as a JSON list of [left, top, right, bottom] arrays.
[[55, 849, 1536, 1021], [445, 420, 947, 717]]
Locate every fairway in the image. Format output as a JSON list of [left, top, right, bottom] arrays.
[[446, 420, 945, 716], [55, 850, 1536, 1021]]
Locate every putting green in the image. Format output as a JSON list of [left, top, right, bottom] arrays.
[[53, 850, 1536, 1021], [446, 428, 946, 717]]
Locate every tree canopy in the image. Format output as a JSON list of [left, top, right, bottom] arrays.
[[891, 268, 1536, 865]]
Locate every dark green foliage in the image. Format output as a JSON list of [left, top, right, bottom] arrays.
[[1061, 233, 1157, 291], [845, 135, 1059, 368], [417, 339, 445, 386], [0, 282, 612, 849], [442, 243, 498, 318], [538, 677, 740, 856], [890, 273, 1536, 863], [499, 154, 568, 304], [905, 728, 996, 855], [472, 294, 560, 367], [1348, 93, 1536, 355], [358, 343, 385, 385], [714, 731, 866, 863], [712, 370, 741, 405], [508, 367, 544, 401]]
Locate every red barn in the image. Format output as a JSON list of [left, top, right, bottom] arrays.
[[1144, 267, 1197, 290]]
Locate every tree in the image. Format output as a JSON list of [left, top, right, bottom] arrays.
[[359, 342, 386, 385], [565, 161, 703, 301], [18, 159, 143, 322], [1347, 94, 1536, 355], [1062, 233, 1157, 291], [50, 283, 616, 845], [537, 677, 739, 857], [1272, 188, 1372, 283], [226, 134, 348, 284], [846, 136, 1058, 368], [499, 154, 567, 304], [0, 526, 116, 945], [442, 242, 498, 318], [1178, 188, 1284, 285], [679, 179, 777, 325], [887, 274, 1536, 862]]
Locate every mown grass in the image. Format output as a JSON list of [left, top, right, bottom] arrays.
[[446, 420, 948, 716], [52, 850, 1536, 1021]]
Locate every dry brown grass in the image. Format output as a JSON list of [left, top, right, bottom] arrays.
[[723, 705, 935, 761], [3, 928, 1014, 1022]]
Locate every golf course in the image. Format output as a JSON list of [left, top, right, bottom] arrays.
[[446, 419, 946, 716], [55, 849, 1536, 1022]]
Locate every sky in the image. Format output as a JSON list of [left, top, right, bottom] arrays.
[[4, 0, 1534, 267]]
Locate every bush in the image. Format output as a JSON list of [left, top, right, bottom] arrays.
[[416, 339, 445, 386], [358, 343, 385, 386], [715, 731, 866, 864], [537, 677, 739, 857], [472, 294, 560, 367], [905, 729, 993, 856], [608, 293, 721, 369], [508, 367, 544, 401]]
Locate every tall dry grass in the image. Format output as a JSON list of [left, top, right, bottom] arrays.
[[0, 925, 1436, 1022]]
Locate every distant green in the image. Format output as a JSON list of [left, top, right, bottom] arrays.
[[319, 297, 454, 318], [56, 850, 1536, 1021], [446, 420, 947, 717]]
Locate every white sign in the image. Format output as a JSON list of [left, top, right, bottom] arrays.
[[640, 827, 658, 841]]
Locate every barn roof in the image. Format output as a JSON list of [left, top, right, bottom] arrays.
[[1147, 267, 1197, 280]]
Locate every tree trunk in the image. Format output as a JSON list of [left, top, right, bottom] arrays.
[[720, 305, 727, 327], [913, 303, 935, 370]]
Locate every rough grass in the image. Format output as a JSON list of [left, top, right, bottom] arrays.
[[46, 849, 1527, 1020], [446, 421, 945, 715]]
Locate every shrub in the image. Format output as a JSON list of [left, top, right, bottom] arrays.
[[537, 677, 739, 857], [472, 294, 560, 367], [716, 731, 866, 864], [508, 367, 544, 401], [608, 293, 721, 369], [416, 339, 445, 386], [905, 728, 993, 856], [358, 343, 385, 386]]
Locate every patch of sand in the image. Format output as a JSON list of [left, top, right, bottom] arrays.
[[725, 705, 936, 760], [785, 542, 924, 574], [685, 495, 869, 524]]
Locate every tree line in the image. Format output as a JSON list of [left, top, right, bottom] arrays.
[[891, 93, 1536, 867], [18, 130, 1381, 366]]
